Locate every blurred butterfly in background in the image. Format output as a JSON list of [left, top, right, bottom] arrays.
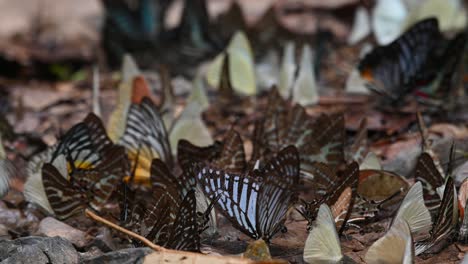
[[299, 162, 359, 234], [358, 17, 467, 108], [101, 0, 170, 67], [41, 113, 128, 219], [195, 146, 300, 242]]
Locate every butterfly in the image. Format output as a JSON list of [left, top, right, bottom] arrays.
[[358, 18, 442, 102], [303, 204, 356, 264], [365, 219, 414, 264], [101, 0, 169, 67], [415, 176, 457, 255], [414, 152, 445, 212], [458, 178, 468, 244], [299, 162, 359, 234], [0, 134, 15, 198], [120, 158, 214, 251], [178, 128, 246, 174], [195, 146, 300, 242], [117, 97, 173, 183], [252, 88, 345, 176], [414, 32, 466, 108], [390, 182, 432, 236], [41, 113, 128, 219], [206, 31, 256, 96], [278, 44, 318, 106]]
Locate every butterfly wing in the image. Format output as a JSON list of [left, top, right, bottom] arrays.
[[166, 190, 200, 251], [365, 219, 414, 264], [256, 146, 300, 240], [42, 163, 87, 219], [196, 166, 260, 239], [392, 182, 432, 235], [119, 97, 173, 183], [301, 113, 345, 169], [303, 204, 343, 264], [358, 18, 442, 101], [414, 153, 445, 211], [52, 113, 114, 170], [212, 128, 246, 173], [415, 177, 457, 255]]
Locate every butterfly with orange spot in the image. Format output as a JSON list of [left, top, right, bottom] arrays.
[[41, 114, 128, 220]]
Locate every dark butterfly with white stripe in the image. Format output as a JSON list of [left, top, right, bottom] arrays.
[[252, 88, 345, 177], [117, 97, 173, 184], [42, 113, 128, 219], [415, 176, 457, 255], [120, 158, 214, 251], [195, 146, 300, 242], [178, 128, 245, 173], [358, 18, 442, 102], [414, 152, 445, 212], [300, 162, 359, 234]]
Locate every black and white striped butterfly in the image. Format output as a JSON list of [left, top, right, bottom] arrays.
[[116, 97, 173, 183], [415, 176, 457, 255], [195, 146, 300, 242], [414, 152, 445, 212], [42, 113, 128, 219]]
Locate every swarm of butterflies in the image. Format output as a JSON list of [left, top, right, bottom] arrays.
[[0, 1, 468, 263]]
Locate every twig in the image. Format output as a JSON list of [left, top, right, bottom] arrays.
[[84, 209, 167, 252]]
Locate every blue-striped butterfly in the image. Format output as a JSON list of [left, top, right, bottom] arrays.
[[194, 146, 300, 242]]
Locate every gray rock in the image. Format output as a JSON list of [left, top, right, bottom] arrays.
[[81, 248, 153, 264], [37, 217, 89, 248], [0, 236, 79, 264]]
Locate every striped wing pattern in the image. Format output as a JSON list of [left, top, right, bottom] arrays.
[[42, 163, 87, 219], [196, 146, 300, 241], [252, 88, 345, 177], [301, 162, 359, 233], [415, 177, 457, 255], [212, 129, 246, 173], [177, 139, 223, 172], [358, 18, 441, 100], [42, 114, 127, 219], [414, 153, 445, 211], [119, 98, 173, 180], [121, 159, 209, 252], [52, 113, 114, 169]]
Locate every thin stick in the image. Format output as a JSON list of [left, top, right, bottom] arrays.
[[84, 209, 167, 252]]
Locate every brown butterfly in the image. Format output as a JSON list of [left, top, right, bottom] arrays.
[[299, 162, 359, 234], [42, 113, 128, 219]]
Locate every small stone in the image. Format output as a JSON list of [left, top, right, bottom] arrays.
[[0, 236, 79, 264], [37, 217, 88, 248], [81, 247, 153, 264]]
